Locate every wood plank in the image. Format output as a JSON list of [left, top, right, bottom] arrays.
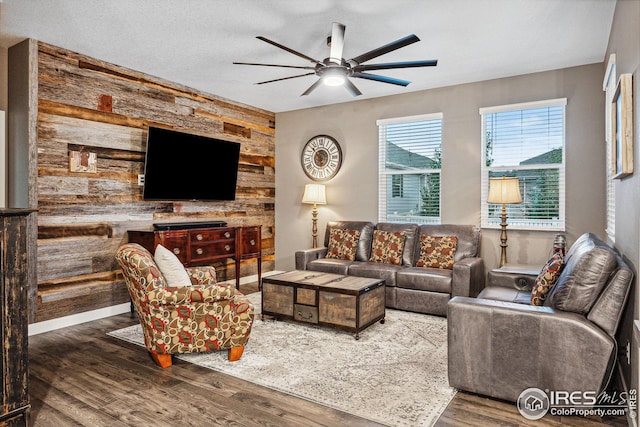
[[32, 41, 275, 322]]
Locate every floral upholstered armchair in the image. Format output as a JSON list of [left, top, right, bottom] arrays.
[[115, 243, 254, 368]]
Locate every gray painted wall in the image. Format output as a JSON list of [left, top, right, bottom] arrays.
[[275, 63, 606, 273], [605, 0, 640, 413]]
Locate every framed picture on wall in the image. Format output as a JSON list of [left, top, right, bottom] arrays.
[[69, 149, 97, 173], [612, 73, 633, 179]]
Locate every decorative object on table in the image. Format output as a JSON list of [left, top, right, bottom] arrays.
[[301, 135, 342, 181], [553, 233, 567, 257], [487, 176, 522, 267], [234, 22, 437, 97], [301, 183, 327, 248], [109, 292, 456, 427], [612, 73, 633, 179]]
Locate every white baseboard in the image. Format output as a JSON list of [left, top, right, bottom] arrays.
[[28, 303, 131, 336], [28, 271, 284, 336]]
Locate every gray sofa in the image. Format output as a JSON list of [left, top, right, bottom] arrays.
[[295, 221, 485, 316], [448, 232, 633, 402]]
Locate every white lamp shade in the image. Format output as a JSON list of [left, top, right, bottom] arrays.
[[302, 184, 327, 205], [487, 177, 522, 204]]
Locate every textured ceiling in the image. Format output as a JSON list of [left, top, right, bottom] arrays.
[[0, 0, 616, 113]]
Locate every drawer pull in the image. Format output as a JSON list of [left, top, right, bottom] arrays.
[[250, 239, 256, 246], [173, 248, 180, 255], [196, 234, 203, 241], [224, 232, 231, 239], [225, 245, 231, 252], [196, 248, 203, 255], [297, 311, 314, 320]]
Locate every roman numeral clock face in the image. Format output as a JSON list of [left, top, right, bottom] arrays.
[[301, 135, 343, 181]]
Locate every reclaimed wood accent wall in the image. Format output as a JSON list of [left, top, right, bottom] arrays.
[[34, 41, 275, 322]]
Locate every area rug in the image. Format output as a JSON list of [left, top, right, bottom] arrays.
[[108, 293, 456, 427]]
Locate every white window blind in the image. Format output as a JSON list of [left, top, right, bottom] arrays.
[[480, 99, 566, 230], [377, 113, 442, 224], [603, 54, 616, 241]]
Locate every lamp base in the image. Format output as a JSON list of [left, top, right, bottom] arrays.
[[499, 206, 509, 267], [311, 204, 318, 248]]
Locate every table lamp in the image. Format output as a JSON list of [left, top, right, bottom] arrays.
[[487, 176, 522, 267], [302, 184, 327, 248]]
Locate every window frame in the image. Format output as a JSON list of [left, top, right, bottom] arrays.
[[480, 98, 567, 231], [603, 54, 616, 242], [377, 112, 443, 224]]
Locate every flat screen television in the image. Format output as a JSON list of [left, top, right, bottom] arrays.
[[142, 126, 241, 201]]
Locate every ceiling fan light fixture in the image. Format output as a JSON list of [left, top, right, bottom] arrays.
[[322, 68, 346, 86]]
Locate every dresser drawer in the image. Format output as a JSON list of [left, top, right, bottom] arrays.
[[157, 232, 188, 264], [191, 240, 236, 262], [240, 226, 261, 256], [190, 228, 235, 243]]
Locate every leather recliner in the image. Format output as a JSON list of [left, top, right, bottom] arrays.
[[447, 233, 633, 402]]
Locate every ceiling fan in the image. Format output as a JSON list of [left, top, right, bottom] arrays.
[[233, 22, 438, 97]]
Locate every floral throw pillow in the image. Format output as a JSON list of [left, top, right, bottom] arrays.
[[530, 253, 564, 306], [416, 235, 458, 269], [369, 230, 406, 265], [325, 228, 361, 261]]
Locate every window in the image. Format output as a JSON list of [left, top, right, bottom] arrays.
[[377, 113, 442, 224], [391, 175, 404, 198], [603, 54, 616, 241], [480, 99, 566, 230]]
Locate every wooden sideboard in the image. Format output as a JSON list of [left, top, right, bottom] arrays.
[[128, 225, 262, 289], [0, 209, 34, 427]]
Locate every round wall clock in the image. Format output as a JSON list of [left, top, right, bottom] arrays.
[[301, 135, 343, 181]]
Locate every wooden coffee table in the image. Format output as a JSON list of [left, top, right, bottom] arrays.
[[261, 270, 385, 339]]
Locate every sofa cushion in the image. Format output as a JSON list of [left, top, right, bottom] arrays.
[[324, 221, 375, 262], [397, 267, 452, 293], [348, 262, 403, 287], [307, 259, 353, 275], [545, 233, 618, 314], [375, 223, 419, 266], [154, 244, 191, 288], [478, 286, 532, 305], [417, 224, 480, 263], [415, 235, 458, 269], [369, 230, 406, 265], [530, 253, 564, 306], [325, 228, 360, 261]]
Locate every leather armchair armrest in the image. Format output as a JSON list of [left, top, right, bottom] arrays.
[[451, 257, 485, 297], [487, 265, 540, 291], [447, 296, 615, 403], [295, 247, 328, 270]]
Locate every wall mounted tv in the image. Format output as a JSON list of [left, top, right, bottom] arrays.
[[142, 126, 241, 201]]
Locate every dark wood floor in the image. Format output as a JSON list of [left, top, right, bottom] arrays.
[[28, 282, 628, 427]]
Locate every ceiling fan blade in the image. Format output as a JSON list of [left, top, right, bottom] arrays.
[[343, 78, 362, 97], [256, 36, 321, 65], [352, 72, 411, 87], [233, 61, 316, 70], [256, 73, 315, 85], [301, 79, 323, 96], [329, 22, 346, 65], [355, 59, 438, 72], [349, 34, 420, 65]]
